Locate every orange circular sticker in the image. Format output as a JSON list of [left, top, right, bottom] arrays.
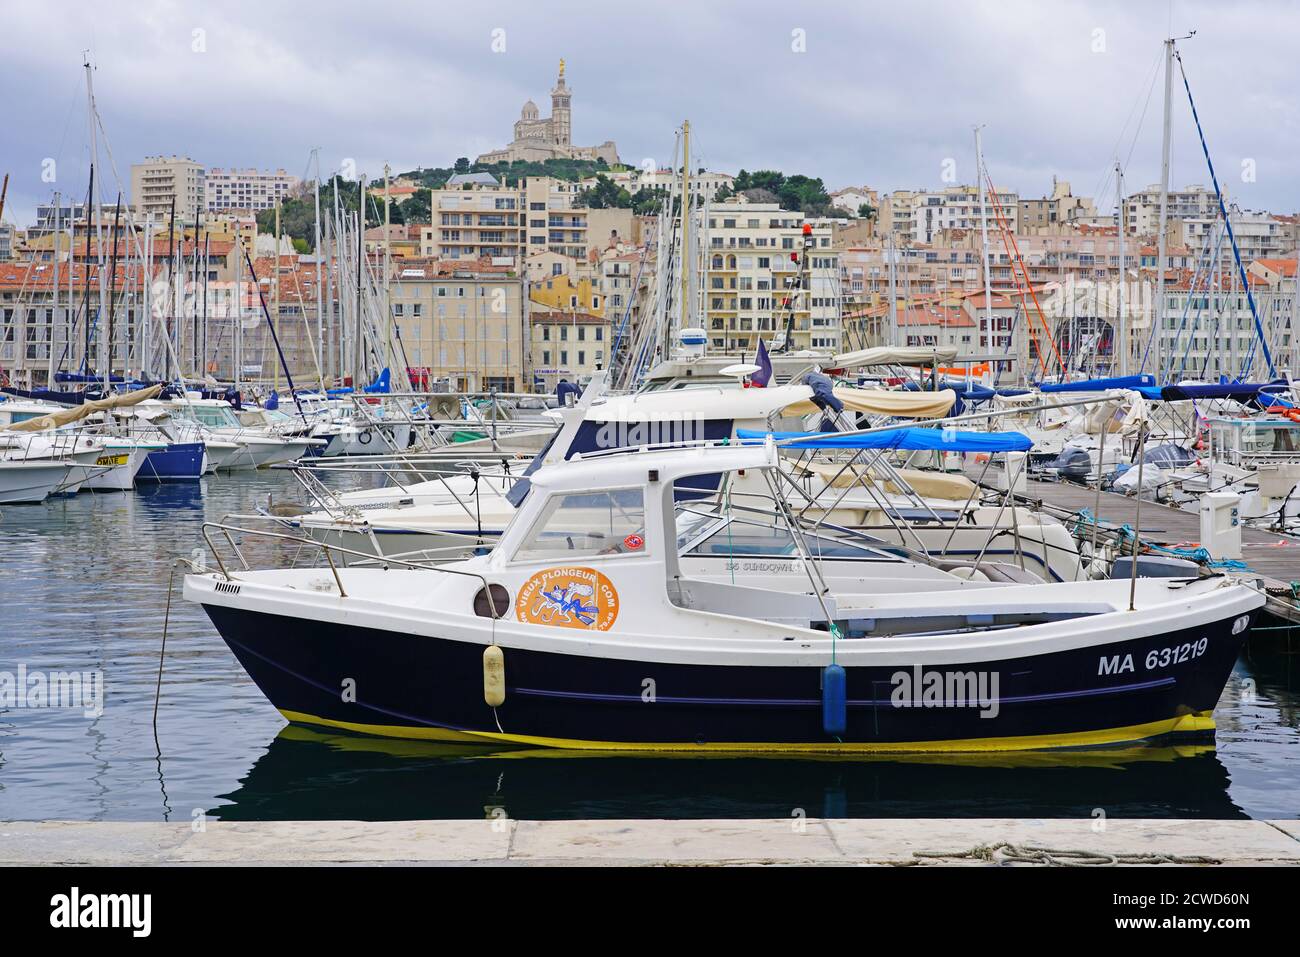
[[515, 566, 620, 631]]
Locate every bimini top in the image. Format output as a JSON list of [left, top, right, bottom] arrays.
[[737, 426, 1033, 453], [831, 345, 960, 369], [536, 440, 779, 492]]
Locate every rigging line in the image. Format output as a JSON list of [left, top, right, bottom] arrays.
[[1091, 50, 1164, 203], [1175, 51, 1274, 378], [1169, 218, 1224, 381]]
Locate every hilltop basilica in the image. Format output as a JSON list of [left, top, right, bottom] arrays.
[[476, 60, 621, 166]]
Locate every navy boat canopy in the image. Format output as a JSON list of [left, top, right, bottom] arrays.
[[738, 426, 1033, 453], [1134, 382, 1287, 403], [1038, 374, 1155, 393]]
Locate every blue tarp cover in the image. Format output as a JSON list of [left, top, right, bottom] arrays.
[[1038, 374, 1155, 393], [737, 427, 1033, 452]]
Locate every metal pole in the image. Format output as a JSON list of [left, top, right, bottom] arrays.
[[1154, 37, 1175, 380], [1128, 423, 1148, 611]]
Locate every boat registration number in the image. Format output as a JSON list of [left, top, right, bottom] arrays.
[[1098, 638, 1208, 675]]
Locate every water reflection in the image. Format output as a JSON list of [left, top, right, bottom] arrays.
[[213, 724, 1244, 821]]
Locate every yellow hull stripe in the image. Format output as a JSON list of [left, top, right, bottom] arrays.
[[277, 709, 1217, 754]]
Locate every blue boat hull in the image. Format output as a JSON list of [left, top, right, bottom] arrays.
[[138, 442, 206, 482]]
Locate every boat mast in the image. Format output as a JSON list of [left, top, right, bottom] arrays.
[[85, 55, 107, 384], [49, 192, 60, 386], [1154, 37, 1175, 381], [1116, 160, 1127, 375], [355, 175, 365, 385], [974, 125, 993, 372], [234, 236, 242, 392], [887, 234, 898, 348], [312, 149, 324, 387], [679, 120, 690, 338]]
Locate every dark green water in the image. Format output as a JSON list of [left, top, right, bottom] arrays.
[[1, 469, 1297, 821]]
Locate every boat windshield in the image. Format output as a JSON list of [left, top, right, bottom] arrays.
[[685, 515, 897, 561], [183, 405, 242, 429], [512, 487, 648, 562]]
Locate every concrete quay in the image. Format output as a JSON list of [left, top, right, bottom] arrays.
[[4, 818, 1299, 866]]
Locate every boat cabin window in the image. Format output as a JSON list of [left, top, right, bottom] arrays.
[[513, 487, 648, 562], [184, 405, 241, 429]]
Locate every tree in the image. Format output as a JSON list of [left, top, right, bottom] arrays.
[[576, 174, 632, 209], [857, 202, 876, 220], [454, 157, 471, 173]]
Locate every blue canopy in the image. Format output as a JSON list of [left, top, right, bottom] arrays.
[[1038, 374, 1155, 393], [1153, 382, 1284, 403], [738, 427, 1033, 453]]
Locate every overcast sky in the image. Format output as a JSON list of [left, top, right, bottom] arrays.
[[2, 0, 1296, 225]]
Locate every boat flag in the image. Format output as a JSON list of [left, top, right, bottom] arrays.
[[752, 340, 772, 388]]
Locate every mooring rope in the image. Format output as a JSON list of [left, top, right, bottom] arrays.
[[909, 841, 1222, 867]]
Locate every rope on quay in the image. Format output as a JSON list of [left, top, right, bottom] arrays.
[[909, 842, 1223, 867]]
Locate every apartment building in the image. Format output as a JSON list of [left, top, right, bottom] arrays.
[[1124, 184, 1219, 235], [387, 259, 526, 392], [877, 190, 917, 236], [130, 155, 206, 222], [701, 201, 840, 354], [419, 176, 632, 266], [1172, 211, 1294, 262], [909, 185, 1019, 243], [529, 310, 609, 391], [205, 167, 300, 213], [1018, 180, 1096, 229]]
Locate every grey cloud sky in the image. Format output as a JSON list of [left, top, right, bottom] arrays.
[[1, 0, 1296, 224]]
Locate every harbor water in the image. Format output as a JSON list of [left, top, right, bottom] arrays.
[[1, 468, 1298, 823]]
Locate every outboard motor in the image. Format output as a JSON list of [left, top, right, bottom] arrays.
[[1043, 446, 1093, 483]]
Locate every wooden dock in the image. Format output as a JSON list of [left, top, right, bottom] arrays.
[[1006, 475, 1300, 622]]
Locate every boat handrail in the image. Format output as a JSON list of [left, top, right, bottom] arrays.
[[199, 518, 503, 617]]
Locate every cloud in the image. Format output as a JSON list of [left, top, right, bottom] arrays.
[[1, 0, 1296, 224]]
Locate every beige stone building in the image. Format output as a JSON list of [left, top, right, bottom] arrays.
[[529, 309, 609, 391], [1019, 180, 1096, 230], [419, 176, 632, 266], [387, 260, 527, 392], [701, 201, 841, 354], [130, 156, 205, 223]]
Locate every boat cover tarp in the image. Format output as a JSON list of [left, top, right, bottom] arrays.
[[1134, 382, 1286, 403], [3, 384, 164, 432], [831, 345, 959, 369], [55, 371, 126, 384], [2, 386, 95, 405], [1039, 374, 1155, 393], [738, 426, 1033, 452], [782, 387, 955, 418]]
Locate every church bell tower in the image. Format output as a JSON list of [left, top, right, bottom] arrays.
[[550, 58, 571, 147]]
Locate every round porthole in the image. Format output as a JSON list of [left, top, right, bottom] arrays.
[[474, 584, 510, 619]]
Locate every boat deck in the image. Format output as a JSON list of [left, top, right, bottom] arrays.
[[1000, 474, 1300, 623]]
